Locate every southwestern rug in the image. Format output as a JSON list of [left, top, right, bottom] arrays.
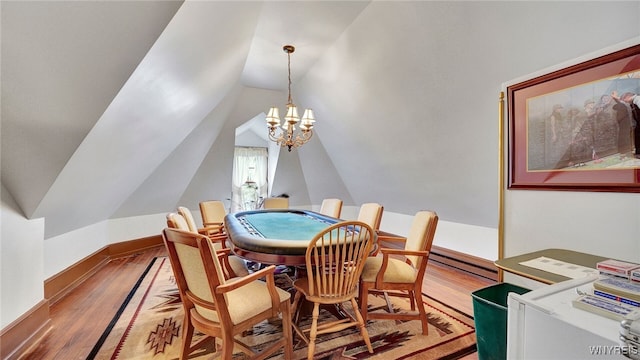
[[87, 257, 476, 360]]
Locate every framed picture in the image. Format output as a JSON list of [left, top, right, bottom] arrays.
[[507, 44, 640, 192]]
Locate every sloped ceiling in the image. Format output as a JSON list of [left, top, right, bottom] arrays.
[[1, 0, 367, 238], [6, 1, 629, 239], [1, 0, 186, 227]]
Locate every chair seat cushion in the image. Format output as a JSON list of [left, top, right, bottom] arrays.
[[360, 257, 418, 283], [196, 280, 290, 325]]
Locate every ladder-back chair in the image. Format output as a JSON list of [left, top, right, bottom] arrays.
[[291, 221, 376, 359]]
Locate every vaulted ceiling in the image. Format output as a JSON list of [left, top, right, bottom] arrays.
[[2, 0, 366, 237], [5, 1, 631, 239]]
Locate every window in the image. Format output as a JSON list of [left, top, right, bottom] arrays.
[[231, 147, 268, 212]]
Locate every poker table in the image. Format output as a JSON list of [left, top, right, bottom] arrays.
[[226, 209, 377, 321], [224, 209, 343, 265]]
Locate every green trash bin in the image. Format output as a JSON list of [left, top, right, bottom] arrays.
[[471, 283, 530, 360]]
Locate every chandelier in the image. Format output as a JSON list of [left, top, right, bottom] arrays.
[[266, 45, 315, 152]]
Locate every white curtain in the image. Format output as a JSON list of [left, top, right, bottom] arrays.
[[231, 147, 268, 212]]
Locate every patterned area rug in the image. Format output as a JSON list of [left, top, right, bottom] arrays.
[[87, 257, 476, 360]]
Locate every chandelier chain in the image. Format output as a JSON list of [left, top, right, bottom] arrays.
[[287, 51, 293, 105]]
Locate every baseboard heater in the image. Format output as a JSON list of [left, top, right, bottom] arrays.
[[429, 245, 498, 281]]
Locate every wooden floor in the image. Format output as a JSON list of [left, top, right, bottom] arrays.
[[21, 245, 494, 360]]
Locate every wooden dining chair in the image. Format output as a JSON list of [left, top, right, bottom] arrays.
[[199, 200, 227, 237], [319, 198, 343, 218], [177, 206, 224, 240], [171, 209, 249, 278], [162, 228, 294, 360], [166, 212, 240, 280], [291, 221, 376, 359], [263, 197, 289, 209], [358, 210, 438, 335]]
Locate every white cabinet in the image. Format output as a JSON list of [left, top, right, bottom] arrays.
[[507, 276, 627, 359]]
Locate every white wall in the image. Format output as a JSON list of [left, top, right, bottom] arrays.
[[44, 222, 108, 279], [1, 185, 44, 328], [45, 213, 167, 278], [504, 189, 640, 264], [0, 204, 166, 328]]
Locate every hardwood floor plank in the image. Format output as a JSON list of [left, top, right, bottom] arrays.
[[20, 245, 493, 359]]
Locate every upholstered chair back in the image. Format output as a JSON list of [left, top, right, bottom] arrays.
[[319, 198, 343, 218], [404, 210, 438, 270], [177, 206, 199, 233], [199, 200, 226, 225], [263, 197, 289, 209], [166, 212, 190, 231], [356, 203, 384, 230]]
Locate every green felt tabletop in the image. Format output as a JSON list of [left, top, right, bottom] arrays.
[[243, 212, 332, 240]]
